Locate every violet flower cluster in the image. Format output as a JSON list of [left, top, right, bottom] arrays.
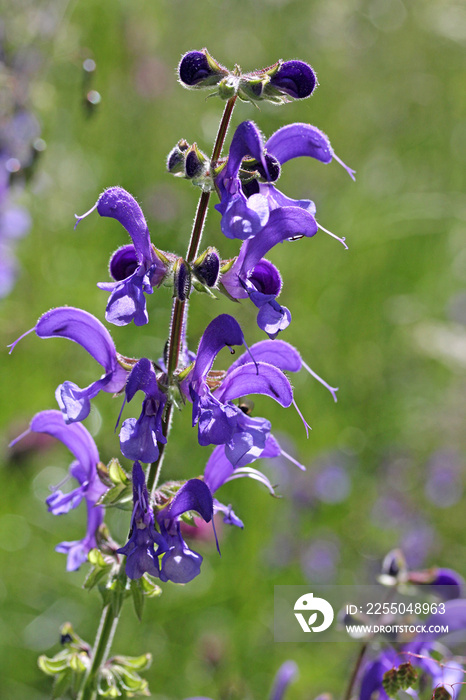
[[10, 48, 350, 586]]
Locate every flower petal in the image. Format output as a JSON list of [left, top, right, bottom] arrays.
[[204, 445, 235, 493], [164, 479, 213, 523], [97, 187, 153, 264], [239, 206, 318, 276], [228, 339, 302, 374], [216, 361, 293, 407], [266, 123, 355, 179], [35, 307, 117, 372], [191, 314, 244, 388], [269, 660, 299, 700], [29, 410, 99, 475]]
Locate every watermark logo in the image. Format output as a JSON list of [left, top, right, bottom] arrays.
[[293, 592, 334, 633]]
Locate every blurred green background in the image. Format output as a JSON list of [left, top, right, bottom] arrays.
[[1, 0, 466, 697]]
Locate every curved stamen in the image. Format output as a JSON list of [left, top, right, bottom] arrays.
[[301, 360, 338, 402], [317, 222, 348, 250]]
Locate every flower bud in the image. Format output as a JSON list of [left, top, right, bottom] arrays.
[[192, 247, 220, 287], [178, 49, 228, 89], [173, 258, 191, 302], [185, 143, 209, 180], [268, 60, 317, 99], [167, 139, 189, 175]]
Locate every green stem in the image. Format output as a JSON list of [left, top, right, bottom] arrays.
[[78, 602, 120, 700]]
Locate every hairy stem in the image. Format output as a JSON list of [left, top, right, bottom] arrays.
[[166, 94, 237, 379], [77, 602, 120, 700]]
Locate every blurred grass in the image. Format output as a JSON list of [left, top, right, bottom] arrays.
[[1, 0, 466, 698]]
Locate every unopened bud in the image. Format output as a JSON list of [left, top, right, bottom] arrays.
[[185, 143, 209, 180], [173, 258, 191, 302], [267, 60, 317, 100], [167, 139, 190, 175], [178, 49, 228, 89], [192, 247, 220, 287]]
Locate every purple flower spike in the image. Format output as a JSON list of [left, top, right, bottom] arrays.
[[359, 596, 466, 700], [178, 49, 227, 88], [11, 410, 105, 571], [270, 60, 317, 99], [117, 462, 167, 580], [9, 307, 127, 424], [119, 358, 167, 464]]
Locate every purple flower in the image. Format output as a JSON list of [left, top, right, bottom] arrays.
[[119, 358, 167, 464], [117, 462, 167, 579], [9, 307, 128, 423], [156, 478, 214, 584], [188, 315, 297, 467], [118, 465, 214, 584], [10, 410, 106, 571], [215, 120, 354, 243], [75, 187, 169, 326], [269, 661, 299, 700], [221, 206, 318, 337]]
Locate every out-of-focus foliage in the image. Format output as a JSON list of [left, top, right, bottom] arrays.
[[1, 0, 465, 698]]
